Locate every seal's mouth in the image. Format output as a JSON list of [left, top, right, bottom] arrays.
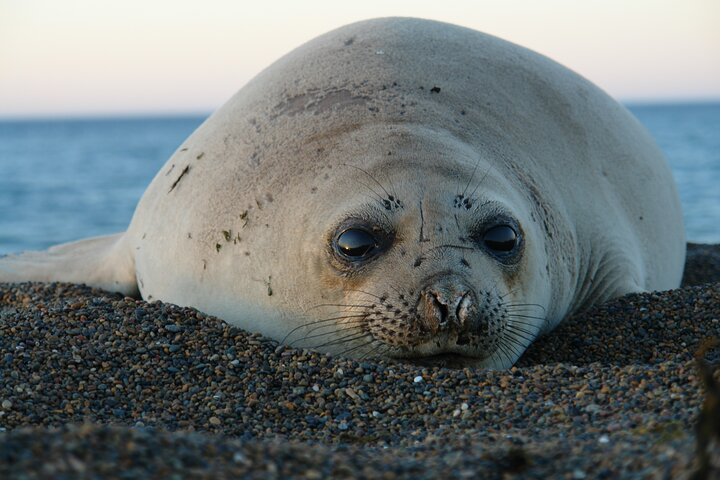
[[399, 353, 485, 369]]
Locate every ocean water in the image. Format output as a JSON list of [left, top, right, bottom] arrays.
[[0, 103, 718, 255]]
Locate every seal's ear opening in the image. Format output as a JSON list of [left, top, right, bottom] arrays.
[[0, 233, 139, 297]]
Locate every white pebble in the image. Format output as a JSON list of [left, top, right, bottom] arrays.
[[413, 375, 423, 383]]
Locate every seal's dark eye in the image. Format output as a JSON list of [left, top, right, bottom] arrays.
[[336, 228, 378, 259], [483, 225, 518, 253]]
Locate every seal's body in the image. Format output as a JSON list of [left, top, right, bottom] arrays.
[[0, 18, 685, 368]]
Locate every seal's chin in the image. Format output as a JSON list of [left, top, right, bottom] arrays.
[[397, 353, 488, 369]]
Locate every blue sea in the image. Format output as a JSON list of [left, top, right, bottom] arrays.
[[0, 103, 718, 255]]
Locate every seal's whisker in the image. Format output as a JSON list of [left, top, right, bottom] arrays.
[[506, 319, 544, 334], [501, 333, 527, 359], [293, 327, 365, 347], [281, 314, 368, 343], [312, 330, 369, 349], [504, 325, 536, 344], [505, 308, 545, 316], [336, 337, 376, 357], [506, 302, 546, 312], [344, 289, 386, 301], [359, 341, 387, 360], [503, 337, 526, 363], [304, 318, 366, 337], [498, 287, 520, 300], [507, 314, 547, 323], [309, 303, 376, 310], [495, 339, 515, 369], [387, 284, 406, 298]]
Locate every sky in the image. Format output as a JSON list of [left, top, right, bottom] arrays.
[[1, 0, 718, 117]]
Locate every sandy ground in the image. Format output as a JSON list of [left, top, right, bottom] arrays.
[[0, 243, 718, 479]]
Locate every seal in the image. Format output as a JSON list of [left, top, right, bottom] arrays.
[[0, 17, 686, 368]]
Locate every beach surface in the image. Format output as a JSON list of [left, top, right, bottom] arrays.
[[1, 243, 719, 478]]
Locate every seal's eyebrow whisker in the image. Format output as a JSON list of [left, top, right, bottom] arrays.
[[355, 179, 390, 206], [467, 165, 493, 201], [341, 163, 394, 200], [459, 157, 482, 198]]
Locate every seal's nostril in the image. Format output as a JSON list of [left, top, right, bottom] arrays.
[[432, 293, 449, 324], [456, 291, 471, 325]]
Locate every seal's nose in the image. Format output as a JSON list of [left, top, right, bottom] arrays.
[[418, 282, 475, 334]]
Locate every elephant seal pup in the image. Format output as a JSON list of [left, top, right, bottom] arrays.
[[0, 17, 685, 368]]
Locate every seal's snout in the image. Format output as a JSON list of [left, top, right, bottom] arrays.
[[418, 281, 476, 334]]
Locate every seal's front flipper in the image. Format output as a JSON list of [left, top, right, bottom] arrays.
[[0, 233, 139, 297]]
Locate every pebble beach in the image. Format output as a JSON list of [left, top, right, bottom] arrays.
[[1, 243, 719, 479]]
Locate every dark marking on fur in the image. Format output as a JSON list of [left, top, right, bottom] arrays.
[[168, 165, 190, 193], [419, 201, 428, 243]]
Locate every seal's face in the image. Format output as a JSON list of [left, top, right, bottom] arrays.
[[283, 125, 548, 369]]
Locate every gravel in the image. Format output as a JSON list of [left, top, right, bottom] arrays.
[[1, 243, 719, 479]]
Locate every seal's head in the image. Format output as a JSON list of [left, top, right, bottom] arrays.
[[282, 124, 553, 369]]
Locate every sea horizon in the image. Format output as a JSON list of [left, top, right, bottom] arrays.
[[1, 98, 719, 122], [1, 101, 718, 255]]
